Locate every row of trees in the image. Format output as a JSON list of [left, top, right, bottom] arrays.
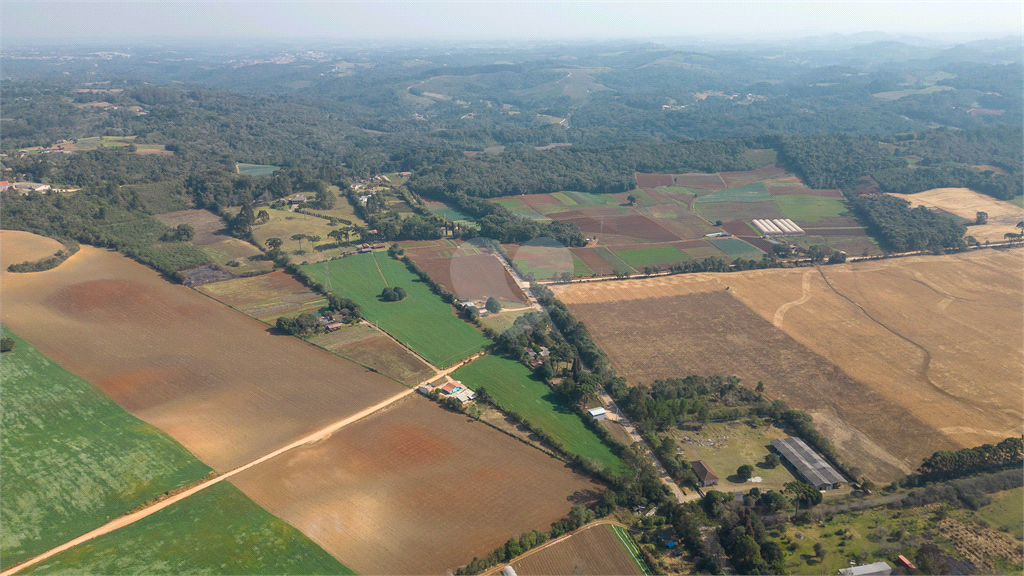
[[917, 437, 1022, 481]]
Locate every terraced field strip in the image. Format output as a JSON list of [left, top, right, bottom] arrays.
[[611, 525, 651, 575], [593, 246, 634, 274], [452, 355, 626, 474]]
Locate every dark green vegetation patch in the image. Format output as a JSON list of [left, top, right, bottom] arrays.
[[23, 482, 352, 576], [0, 328, 212, 569]]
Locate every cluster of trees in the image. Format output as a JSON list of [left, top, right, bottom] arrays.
[[1, 185, 211, 277], [159, 223, 195, 242], [379, 286, 406, 301], [1, 337, 15, 353], [275, 313, 320, 336], [917, 437, 1022, 481], [325, 293, 362, 321], [849, 194, 967, 253]]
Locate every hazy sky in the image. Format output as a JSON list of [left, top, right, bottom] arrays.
[[4, 1, 1022, 44]]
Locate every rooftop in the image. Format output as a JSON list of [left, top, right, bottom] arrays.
[[770, 437, 846, 486]]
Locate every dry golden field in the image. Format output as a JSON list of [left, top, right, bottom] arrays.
[[553, 249, 1023, 481], [230, 395, 604, 575], [1, 230, 65, 269], [0, 235, 407, 472], [893, 188, 1024, 243]]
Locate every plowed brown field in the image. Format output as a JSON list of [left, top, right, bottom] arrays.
[[230, 395, 604, 575], [552, 249, 1023, 481], [0, 237, 407, 472], [508, 523, 643, 576]]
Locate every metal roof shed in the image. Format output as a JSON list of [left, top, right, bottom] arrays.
[[770, 437, 846, 489]]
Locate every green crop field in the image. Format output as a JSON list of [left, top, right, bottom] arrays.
[[593, 247, 634, 274], [237, 163, 281, 177], [494, 198, 524, 209], [613, 246, 690, 267], [973, 488, 1024, 540], [563, 191, 620, 206], [302, 253, 490, 367], [452, 355, 626, 474], [611, 524, 652, 575], [694, 183, 772, 203], [708, 238, 764, 259], [0, 328, 212, 569], [427, 203, 475, 223], [551, 192, 578, 205], [775, 195, 848, 223], [23, 482, 351, 576]]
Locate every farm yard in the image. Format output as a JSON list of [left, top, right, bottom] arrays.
[[154, 209, 272, 273], [666, 420, 800, 494], [0, 237, 408, 473], [0, 327, 212, 570], [229, 396, 605, 575], [302, 252, 491, 367], [402, 239, 530, 306], [895, 187, 1024, 243], [552, 248, 1023, 482], [452, 354, 626, 474], [20, 482, 350, 576], [504, 523, 647, 576]]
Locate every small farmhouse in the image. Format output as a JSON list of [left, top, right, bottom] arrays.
[[691, 460, 719, 486], [289, 194, 307, 204], [838, 561, 892, 576]]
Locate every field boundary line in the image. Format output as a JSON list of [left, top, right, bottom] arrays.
[[0, 387, 418, 576], [611, 524, 651, 575], [370, 252, 390, 287]]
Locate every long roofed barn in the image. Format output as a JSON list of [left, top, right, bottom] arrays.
[[770, 437, 846, 490]]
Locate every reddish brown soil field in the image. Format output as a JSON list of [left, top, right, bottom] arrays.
[[553, 211, 680, 243], [408, 251, 529, 305], [768, 187, 843, 197], [674, 173, 726, 190], [0, 241, 407, 472], [333, 332, 435, 385], [720, 165, 787, 187], [508, 523, 642, 576], [721, 221, 757, 236], [635, 173, 674, 189], [230, 396, 604, 575], [801, 228, 869, 237], [198, 270, 321, 319], [570, 247, 614, 274]]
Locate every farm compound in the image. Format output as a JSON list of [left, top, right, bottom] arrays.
[[771, 437, 846, 490]]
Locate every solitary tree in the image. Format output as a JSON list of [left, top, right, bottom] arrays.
[[627, 193, 637, 206], [266, 237, 283, 251], [256, 209, 270, 224], [763, 453, 781, 469], [1, 337, 14, 353], [290, 233, 306, 252], [307, 234, 321, 249], [485, 297, 501, 313], [976, 211, 989, 225], [737, 464, 755, 481]]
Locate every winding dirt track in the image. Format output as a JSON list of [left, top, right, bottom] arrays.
[[0, 387, 417, 576]]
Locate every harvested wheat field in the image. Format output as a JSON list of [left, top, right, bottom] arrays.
[[505, 523, 644, 576], [309, 325, 436, 386], [553, 249, 1023, 481], [895, 188, 1024, 243], [1, 230, 65, 269], [0, 235, 407, 472], [230, 395, 604, 575]]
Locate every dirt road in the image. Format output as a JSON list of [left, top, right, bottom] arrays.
[[1, 387, 418, 576]]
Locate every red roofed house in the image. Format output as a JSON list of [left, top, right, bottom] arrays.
[[0, 181, 10, 191], [440, 382, 462, 395], [692, 460, 719, 486]]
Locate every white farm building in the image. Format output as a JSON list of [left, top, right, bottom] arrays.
[[751, 219, 805, 237]]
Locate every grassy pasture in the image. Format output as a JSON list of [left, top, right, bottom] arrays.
[[694, 182, 772, 203], [236, 163, 281, 177], [251, 208, 358, 263], [573, 256, 595, 277], [0, 328, 212, 569], [453, 354, 626, 474], [23, 482, 351, 576], [775, 195, 849, 223], [667, 420, 799, 493], [302, 253, 490, 367], [593, 246, 634, 274], [613, 245, 690, 267]]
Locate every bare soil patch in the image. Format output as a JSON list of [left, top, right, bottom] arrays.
[[721, 221, 756, 236], [895, 188, 1024, 243], [552, 211, 680, 243], [720, 165, 788, 187], [635, 173, 675, 189], [674, 173, 727, 190], [230, 396, 604, 575], [510, 523, 642, 576], [331, 331, 435, 386], [411, 252, 529, 304], [0, 240, 407, 472], [552, 250, 1023, 481], [198, 270, 320, 319]]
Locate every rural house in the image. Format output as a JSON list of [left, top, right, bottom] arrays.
[[587, 407, 607, 421], [770, 437, 846, 490], [691, 460, 719, 486], [289, 194, 307, 205]]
